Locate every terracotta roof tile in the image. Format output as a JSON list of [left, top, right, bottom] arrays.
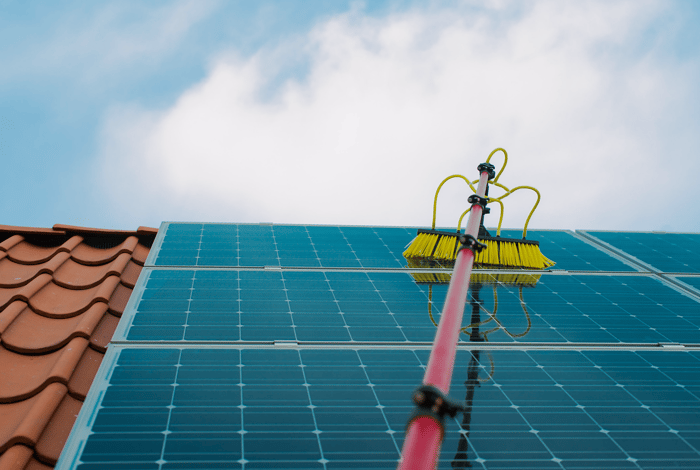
[[131, 242, 150, 266], [70, 236, 138, 266], [107, 282, 131, 317], [3, 238, 83, 265], [0, 276, 53, 311], [88, 312, 120, 353], [67, 347, 104, 400], [0, 253, 70, 289], [0, 383, 66, 452], [25, 458, 53, 470], [29, 276, 120, 318], [34, 394, 82, 465], [0, 338, 88, 403], [0, 444, 33, 469], [53, 253, 130, 290], [53, 224, 157, 237], [120, 260, 142, 288], [0, 236, 25, 252], [0, 224, 156, 469], [0, 301, 26, 335], [1, 304, 107, 354]]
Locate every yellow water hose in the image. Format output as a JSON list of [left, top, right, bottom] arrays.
[[431, 175, 478, 230]]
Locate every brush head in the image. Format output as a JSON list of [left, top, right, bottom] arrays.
[[403, 229, 555, 269]]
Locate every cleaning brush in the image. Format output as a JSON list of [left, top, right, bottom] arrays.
[[403, 148, 554, 270]]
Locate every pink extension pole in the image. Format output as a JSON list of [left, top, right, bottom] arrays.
[[397, 163, 495, 470]]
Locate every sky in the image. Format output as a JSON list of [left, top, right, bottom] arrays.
[[2, 0, 700, 233]]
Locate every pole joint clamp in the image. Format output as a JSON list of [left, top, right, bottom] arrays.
[[407, 385, 464, 434], [459, 234, 487, 253], [468, 194, 488, 209], [477, 162, 496, 180]]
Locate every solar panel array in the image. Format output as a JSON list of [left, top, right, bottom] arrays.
[[58, 224, 700, 470]]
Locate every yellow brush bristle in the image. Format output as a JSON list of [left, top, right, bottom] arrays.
[[405, 232, 555, 270], [403, 232, 439, 259]]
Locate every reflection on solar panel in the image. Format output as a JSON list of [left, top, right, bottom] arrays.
[[58, 224, 700, 470], [585, 231, 700, 273], [75, 348, 700, 469], [499, 230, 635, 272]]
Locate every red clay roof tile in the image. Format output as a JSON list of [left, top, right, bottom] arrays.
[[0, 276, 53, 311], [25, 458, 53, 470], [53, 253, 130, 290], [0, 226, 59, 236], [70, 236, 138, 266], [0, 338, 88, 403], [0, 301, 26, 335], [1, 304, 107, 355], [107, 282, 131, 317], [0, 224, 156, 469], [0, 383, 66, 453], [53, 224, 156, 237], [67, 347, 104, 400], [29, 276, 120, 318], [88, 312, 120, 353], [131, 243, 150, 266], [0, 444, 33, 469], [0, 254, 70, 289], [0, 236, 25, 252], [4, 238, 83, 265], [34, 394, 82, 465], [120, 260, 142, 288]]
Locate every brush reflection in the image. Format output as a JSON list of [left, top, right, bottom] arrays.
[[411, 272, 541, 467], [417, 272, 540, 342]]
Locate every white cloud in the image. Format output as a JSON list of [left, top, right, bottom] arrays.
[[99, 0, 700, 231]]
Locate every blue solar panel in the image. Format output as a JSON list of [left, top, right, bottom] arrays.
[[58, 223, 700, 470], [498, 229, 635, 272], [152, 225, 635, 272], [122, 270, 700, 344], [677, 276, 700, 294], [72, 348, 700, 469], [153, 224, 415, 268], [585, 231, 700, 273]]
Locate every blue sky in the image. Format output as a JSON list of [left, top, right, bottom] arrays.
[[2, 0, 700, 232]]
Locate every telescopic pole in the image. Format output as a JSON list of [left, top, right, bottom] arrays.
[[397, 162, 495, 470]]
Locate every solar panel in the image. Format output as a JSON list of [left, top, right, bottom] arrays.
[[150, 224, 635, 272], [70, 348, 700, 469], [152, 224, 415, 269], [677, 276, 700, 295], [584, 231, 700, 273], [56, 224, 700, 470], [119, 270, 700, 344]]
